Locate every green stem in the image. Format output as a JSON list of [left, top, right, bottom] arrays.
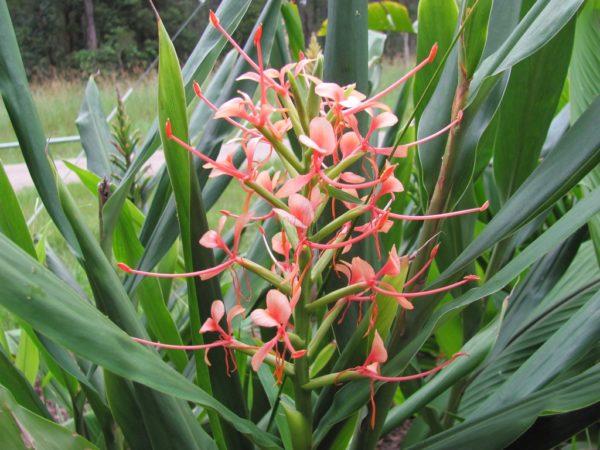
[[309, 205, 367, 242], [233, 341, 295, 377], [303, 369, 363, 390], [291, 247, 314, 449], [306, 283, 367, 311], [244, 180, 289, 211], [258, 125, 304, 173], [307, 301, 345, 357], [238, 258, 291, 295], [325, 151, 365, 179]]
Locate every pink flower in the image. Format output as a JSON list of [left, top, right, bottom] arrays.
[[250, 290, 306, 382]]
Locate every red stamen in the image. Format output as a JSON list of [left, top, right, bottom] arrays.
[[344, 44, 439, 116], [209, 10, 261, 73], [404, 244, 439, 288], [132, 336, 228, 351], [362, 352, 467, 382], [117, 258, 236, 279], [375, 201, 488, 221], [374, 275, 479, 299]]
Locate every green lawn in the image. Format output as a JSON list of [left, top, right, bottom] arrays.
[[0, 73, 158, 164]]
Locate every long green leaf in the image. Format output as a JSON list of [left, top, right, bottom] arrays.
[[0, 385, 97, 450], [0, 0, 78, 251], [409, 363, 600, 449], [467, 282, 600, 419], [157, 18, 249, 449], [382, 316, 502, 435], [471, 0, 584, 94], [102, 0, 253, 247], [0, 233, 281, 449], [492, 19, 575, 202], [313, 185, 600, 438], [0, 162, 36, 257], [437, 95, 600, 284], [413, 0, 458, 120], [571, 0, 600, 264], [281, 2, 305, 60], [0, 346, 50, 419]]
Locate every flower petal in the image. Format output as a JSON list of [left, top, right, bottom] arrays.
[[266, 289, 291, 324], [211, 300, 225, 322], [250, 309, 279, 328], [309, 117, 336, 155], [251, 338, 277, 371], [366, 331, 388, 365]]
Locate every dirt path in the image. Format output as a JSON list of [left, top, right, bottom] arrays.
[[4, 152, 166, 191]]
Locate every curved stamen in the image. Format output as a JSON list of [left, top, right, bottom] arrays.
[[117, 258, 236, 279], [193, 82, 254, 135], [404, 244, 439, 288], [343, 44, 438, 116], [374, 201, 488, 221], [166, 120, 247, 179], [132, 337, 229, 351], [373, 275, 479, 299], [359, 352, 466, 382]]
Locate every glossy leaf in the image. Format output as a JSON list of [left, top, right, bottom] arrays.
[[367, 1, 413, 33], [492, 18, 575, 202], [414, 0, 458, 120], [0, 385, 97, 450], [471, 0, 584, 94], [0, 233, 281, 449], [409, 364, 600, 449], [281, 2, 305, 60], [437, 96, 600, 284]]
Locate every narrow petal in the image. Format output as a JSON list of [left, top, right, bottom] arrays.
[[251, 338, 277, 371]]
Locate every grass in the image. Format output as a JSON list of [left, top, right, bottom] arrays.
[[0, 59, 410, 165], [0, 72, 158, 164]]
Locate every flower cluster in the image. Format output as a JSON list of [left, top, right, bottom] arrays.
[[118, 11, 487, 402]]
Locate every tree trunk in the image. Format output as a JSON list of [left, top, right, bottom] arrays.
[[83, 0, 98, 50]]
